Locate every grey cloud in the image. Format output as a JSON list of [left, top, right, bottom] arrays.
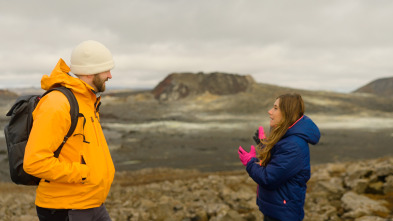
[[1, 0, 393, 92]]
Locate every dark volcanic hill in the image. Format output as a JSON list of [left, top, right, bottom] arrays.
[[353, 76, 393, 97], [152, 72, 255, 101]]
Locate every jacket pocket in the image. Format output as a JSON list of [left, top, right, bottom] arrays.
[[81, 155, 86, 165], [80, 154, 104, 187]]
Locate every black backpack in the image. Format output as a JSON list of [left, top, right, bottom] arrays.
[[4, 86, 79, 185]]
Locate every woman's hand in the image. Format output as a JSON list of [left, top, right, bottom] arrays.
[[252, 126, 266, 145], [238, 145, 256, 166]]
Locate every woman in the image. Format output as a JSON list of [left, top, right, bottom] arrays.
[[238, 93, 320, 221]]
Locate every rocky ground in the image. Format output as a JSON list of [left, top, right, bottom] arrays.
[[0, 157, 392, 221]]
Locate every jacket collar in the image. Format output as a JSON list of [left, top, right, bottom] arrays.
[[41, 58, 97, 102]]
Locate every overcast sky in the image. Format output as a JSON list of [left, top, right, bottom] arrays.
[[1, 0, 392, 93]]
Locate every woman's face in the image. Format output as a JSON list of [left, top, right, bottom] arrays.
[[268, 98, 282, 127]]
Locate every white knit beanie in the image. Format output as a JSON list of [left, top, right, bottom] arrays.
[[70, 40, 114, 75]]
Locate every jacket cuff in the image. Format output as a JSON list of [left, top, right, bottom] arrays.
[[246, 157, 259, 172], [247, 157, 258, 165]]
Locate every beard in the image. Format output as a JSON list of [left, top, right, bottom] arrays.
[[93, 75, 107, 92]]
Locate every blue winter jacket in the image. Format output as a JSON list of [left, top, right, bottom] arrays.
[[246, 115, 320, 221]]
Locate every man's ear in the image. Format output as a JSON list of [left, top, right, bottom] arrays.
[[85, 74, 95, 80], [75, 74, 95, 87], [75, 74, 94, 79]]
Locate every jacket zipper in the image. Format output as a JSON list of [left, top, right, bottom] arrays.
[[92, 100, 110, 200]]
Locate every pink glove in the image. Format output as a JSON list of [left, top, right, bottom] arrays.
[[238, 145, 256, 166], [259, 126, 266, 140]]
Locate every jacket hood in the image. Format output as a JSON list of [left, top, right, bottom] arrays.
[[41, 58, 94, 96], [284, 115, 320, 145]]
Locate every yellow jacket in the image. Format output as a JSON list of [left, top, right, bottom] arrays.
[[24, 59, 115, 209]]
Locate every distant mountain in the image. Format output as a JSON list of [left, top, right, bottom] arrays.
[[0, 89, 18, 100], [152, 72, 255, 101], [353, 77, 393, 97]]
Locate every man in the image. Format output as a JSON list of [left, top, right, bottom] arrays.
[[24, 40, 116, 221]]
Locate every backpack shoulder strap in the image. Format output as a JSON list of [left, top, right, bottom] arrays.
[[42, 87, 79, 158]]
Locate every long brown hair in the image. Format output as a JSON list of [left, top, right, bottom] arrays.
[[258, 93, 305, 166]]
